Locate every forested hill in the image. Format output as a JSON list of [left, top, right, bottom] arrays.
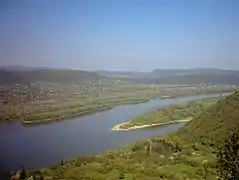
[[176, 91, 239, 146], [0, 69, 105, 85]]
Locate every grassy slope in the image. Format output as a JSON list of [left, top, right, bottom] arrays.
[[26, 91, 239, 180], [118, 98, 218, 129]]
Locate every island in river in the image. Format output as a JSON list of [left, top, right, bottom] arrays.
[[111, 97, 219, 131], [111, 118, 192, 131]]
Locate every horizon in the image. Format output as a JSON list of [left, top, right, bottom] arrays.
[[1, 0, 239, 71], [1, 65, 239, 72]]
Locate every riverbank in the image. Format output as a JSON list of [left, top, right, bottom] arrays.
[[111, 117, 192, 131], [21, 99, 152, 125], [1, 85, 236, 125], [20, 92, 230, 125], [111, 97, 220, 131], [1, 84, 236, 125], [22, 106, 113, 125]]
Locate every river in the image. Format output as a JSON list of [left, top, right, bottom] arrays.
[[0, 93, 228, 174]]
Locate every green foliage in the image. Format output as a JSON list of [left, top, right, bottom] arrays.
[[120, 98, 218, 129], [216, 132, 239, 180]]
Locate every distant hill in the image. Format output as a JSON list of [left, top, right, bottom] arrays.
[[2, 67, 239, 85], [0, 69, 105, 85], [121, 74, 239, 85], [153, 74, 239, 85], [95, 68, 239, 78], [93, 70, 148, 78], [151, 68, 239, 78], [0, 65, 52, 71], [95, 69, 239, 85]]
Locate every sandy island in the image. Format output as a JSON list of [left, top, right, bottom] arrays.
[[111, 117, 192, 131]]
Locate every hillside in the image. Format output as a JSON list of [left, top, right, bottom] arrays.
[[0, 69, 104, 85], [174, 91, 239, 147], [24, 91, 239, 180]]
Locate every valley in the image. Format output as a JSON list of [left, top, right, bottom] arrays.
[[25, 92, 239, 180]]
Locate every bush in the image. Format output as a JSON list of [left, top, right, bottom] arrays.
[[216, 132, 239, 180]]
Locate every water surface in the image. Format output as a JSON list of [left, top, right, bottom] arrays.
[[0, 93, 227, 173]]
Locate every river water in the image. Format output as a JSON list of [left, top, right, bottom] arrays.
[[0, 93, 227, 174]]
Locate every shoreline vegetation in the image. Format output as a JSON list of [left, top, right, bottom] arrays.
[[21, 91, 227, 125], [21, 99, 151, 125], [21, 98, 155, 125], [21, 92, 221, 125], [111, 118, 192, 131], [21, 96, 181, 125], [111, 97, 220, 131], [1, 83, 236, 125]]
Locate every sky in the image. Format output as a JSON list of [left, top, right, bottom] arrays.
[[1, 0, 239, 71]]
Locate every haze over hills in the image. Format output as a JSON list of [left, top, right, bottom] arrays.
[[137, 74, 239, 85], [0, 68, 105, 85], [94, 70, 148, 78], [95, 68, 239, 78], [96, 68, 239, 85], [2, 67, 239, 85]]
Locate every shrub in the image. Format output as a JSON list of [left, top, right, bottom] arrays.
[[216, 132, 239, 180]]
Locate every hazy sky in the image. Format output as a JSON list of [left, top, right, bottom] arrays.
[[1, 0, 239, 71]]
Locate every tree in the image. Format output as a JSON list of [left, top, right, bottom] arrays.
[[216, 132, 239, 180]]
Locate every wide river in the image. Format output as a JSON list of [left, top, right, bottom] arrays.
[[0, 93, 228, 174]]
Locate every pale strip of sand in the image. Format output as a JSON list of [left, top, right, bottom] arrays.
[[111, 117, 192, 131]]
